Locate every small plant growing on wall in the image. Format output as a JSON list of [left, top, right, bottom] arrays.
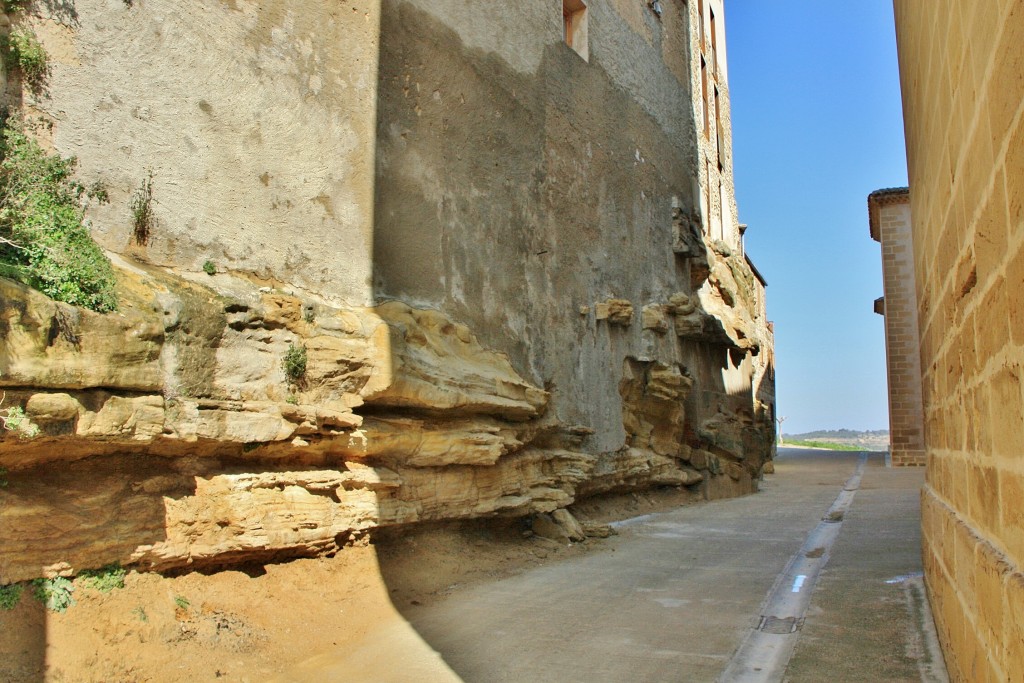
[[129, 171, 154, 245], [283, 343, 307, 383], [202, 259, 216, 275]]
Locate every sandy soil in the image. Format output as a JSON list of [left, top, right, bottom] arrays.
[[0, 487, 705, 683]]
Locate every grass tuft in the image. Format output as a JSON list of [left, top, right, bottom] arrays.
[[77, 563, 127, 593]]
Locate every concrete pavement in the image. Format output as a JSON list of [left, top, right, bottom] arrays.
[[317, 448, 948, 682], [783, 454, 947, 682]]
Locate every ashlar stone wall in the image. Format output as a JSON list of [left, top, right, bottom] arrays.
[[893, 1, 1024, 679]]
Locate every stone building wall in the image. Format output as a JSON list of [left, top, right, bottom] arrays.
[[373, 0, 767, 454], [893, 1, 1024, 679], [0, 0, 774, 582], [869, 189, 925, 466]]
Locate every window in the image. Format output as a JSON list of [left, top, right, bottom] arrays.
[[563, 0, 589, 61], [697, 0, 705, 52], [714, 86, 723, 169], [701, 56, 709, 138], [703, 158, 712, 235], [709, 7, 717, 77], [714, 177, 724, 241]]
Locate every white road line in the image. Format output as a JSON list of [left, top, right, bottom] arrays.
[[718, 453, 868, 683]]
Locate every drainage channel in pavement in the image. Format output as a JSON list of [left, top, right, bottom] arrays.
[[718, 453, 868, 683]]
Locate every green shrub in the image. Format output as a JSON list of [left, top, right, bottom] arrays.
[[0, 122, 118, 312], [0, 583, 23, 610], [77, 563, 126, 592], [173, 595, 190, 610], [202, 259, 216, 275], [7, 28, 48, 88], [283, 343, 307, 382], [32, 576, 75, 612]]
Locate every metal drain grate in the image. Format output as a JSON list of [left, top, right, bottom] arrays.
[[758, 616, 804, 634]]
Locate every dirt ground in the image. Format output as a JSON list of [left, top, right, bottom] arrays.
[[0, 487, 701, 683]]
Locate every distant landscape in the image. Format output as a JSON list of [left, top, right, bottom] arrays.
[[783, 429, 890, 452]]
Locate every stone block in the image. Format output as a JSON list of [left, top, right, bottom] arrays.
[[987, 366, 1024, 459], [940, 502, 958, 578], [952, 520, 979, 613], [974, 184, 1007, 279], [551, 509, 586, 542], [594, 299, 634, 326], [974, 537, 1010, 654], [1007, 122, 1024, 227], [968, 462, 1000, 537], [531, 513, 571, 543], [0, 278, 164, 392], [998, 469, 1024, 562], [976, 278, 1009, 361], [1007, 245, 1024, 346], [79, 395, 166, 441], [1003, 571, 1024, 682], [674, 312, 705, 338], [641, 304, 670, 334], [667, 292, 695, 315], [25, 393, 82, 423]]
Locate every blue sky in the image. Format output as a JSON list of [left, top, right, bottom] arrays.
[[725, 2, 909, 435]]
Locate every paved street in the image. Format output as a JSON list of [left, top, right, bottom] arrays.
[[295, 448, 947, 682], [391, 450, 942, 679]]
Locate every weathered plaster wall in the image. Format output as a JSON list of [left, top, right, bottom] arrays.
[[27, 0, 381, 306], [893, 1, 1024, 679], [372, 0, 769, 456]]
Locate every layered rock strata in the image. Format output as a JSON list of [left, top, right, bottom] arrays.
[[0, 264, 769, 583]]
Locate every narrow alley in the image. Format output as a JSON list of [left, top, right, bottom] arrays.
[[283, 448, 947, 682]]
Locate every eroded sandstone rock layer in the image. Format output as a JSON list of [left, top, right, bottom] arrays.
[[1, 262, 770, 582]]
